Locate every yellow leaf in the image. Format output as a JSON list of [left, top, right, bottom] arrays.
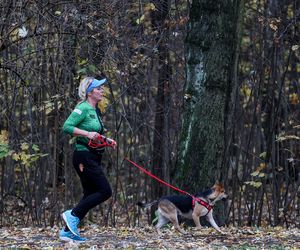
[[21, 143, 29, 151], [241, 84, 252, 97], [98, 87, 110, 113], [87, 23, 94, 30], [297, 63, 300, 73], [69, 137, 76, 145], [269, 23, 278, 31], [258, 163, 266, 171], [276, 134, 300, 141], [12, 153, 20, 161], [45, 102, 55, 115], [145, 3, 156, 11], [0, 130, 9, 143], [245, 181, 262, 188], [136, 14, 145, 25], [184, 93, 192, 100], [253, 181, 262, 188], [10, 28, 19, 42], [78, 59, 88, 66], [251, 171, 259, 176], [289, 93, 299, 105], [149, 3, 156, 10]]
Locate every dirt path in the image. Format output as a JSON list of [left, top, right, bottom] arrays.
[[0, 225, 299, 249]]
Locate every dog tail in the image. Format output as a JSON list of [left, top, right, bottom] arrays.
[[136, 200, 158, 209]]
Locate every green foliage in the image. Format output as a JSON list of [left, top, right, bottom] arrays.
[[0, 143, 10, 159], [152, 210, 159, 225], [136, 14, 145, 25], [0, 131, 47, 168], [259, 152, 267, 159], [0, 130, 48, 167], [245, 163, 266, 188], [244, 180, 262, 188], [0, 130, 10, 159], [276, 133, 300, 142], [12, 143, 48, 167], [76, 58, 99, 76]]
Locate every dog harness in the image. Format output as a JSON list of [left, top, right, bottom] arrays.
[[192, 197, 213, 215]]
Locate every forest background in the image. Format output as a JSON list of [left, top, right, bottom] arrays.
[[0, 0, 299, 237]]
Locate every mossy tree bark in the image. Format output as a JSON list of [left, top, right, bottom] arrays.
[[176, 0, 244, 193]]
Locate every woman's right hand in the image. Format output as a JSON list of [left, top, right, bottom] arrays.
[[87, 131, 101, 140]]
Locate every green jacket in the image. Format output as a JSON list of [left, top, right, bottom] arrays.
[[63, 101, 104, 151]]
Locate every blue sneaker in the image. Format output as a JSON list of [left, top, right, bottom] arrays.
[[59, 229, 86, 243], [62, 210, 80, 236]]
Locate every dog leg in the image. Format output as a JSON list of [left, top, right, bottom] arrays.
[[192, 204, 202, 229], [206, 211, 224, 234], [159, 210, 187, 234], [155, 212, 169, 235], [192, 213, 202, 229], [158, 199, 187, 234], [168, 214, 187, 235]]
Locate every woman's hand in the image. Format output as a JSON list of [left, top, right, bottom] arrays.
[[86, 131, 101, 140]]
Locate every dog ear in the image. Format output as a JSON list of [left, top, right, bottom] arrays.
[[214, 180, 220, 186], [214, 181, 225, 190]]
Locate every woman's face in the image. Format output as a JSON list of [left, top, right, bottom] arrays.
[[90, 86, 105, 101]]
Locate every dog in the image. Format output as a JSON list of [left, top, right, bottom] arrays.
[[137, 181, 227, 234]]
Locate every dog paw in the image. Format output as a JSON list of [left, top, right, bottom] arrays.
[[178, 230, 188, 235]]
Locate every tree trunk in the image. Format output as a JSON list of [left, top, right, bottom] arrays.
[[176, 0, 244, 192], [151, 0, 171, 199]]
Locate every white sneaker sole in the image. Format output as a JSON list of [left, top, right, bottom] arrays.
[[59, 236, 85, 243]]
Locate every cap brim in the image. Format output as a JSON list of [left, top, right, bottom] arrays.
[[93, 78, 107, 87]]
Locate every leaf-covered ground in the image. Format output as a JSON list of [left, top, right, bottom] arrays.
[[0, 225, 299, 249]]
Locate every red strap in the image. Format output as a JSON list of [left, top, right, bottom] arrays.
[[125, 158, 192, 196], [125, 158, 213, 212], [88, 135, 116, 148]]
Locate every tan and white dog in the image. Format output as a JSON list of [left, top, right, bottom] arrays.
[[137, 181, 227, 234]]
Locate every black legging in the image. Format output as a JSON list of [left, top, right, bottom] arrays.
[[71, 150, 112, 220]]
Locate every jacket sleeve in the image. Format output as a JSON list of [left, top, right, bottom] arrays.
[[63, 107, 86, 135]]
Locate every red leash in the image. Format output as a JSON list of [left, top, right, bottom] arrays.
[[88, 135, 117, 149], [124, 158, 213, 211]]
